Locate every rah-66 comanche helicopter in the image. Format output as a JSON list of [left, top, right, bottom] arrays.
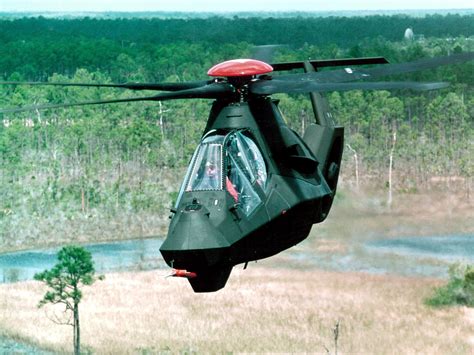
[[1, 50, 472, 292]]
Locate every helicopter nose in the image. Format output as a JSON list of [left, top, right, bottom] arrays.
[[160, 202, 230, 270]]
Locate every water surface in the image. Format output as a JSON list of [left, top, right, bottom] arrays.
[[0, 234, 473, 283], [0, 238, 165, 283], [367, 234, 474, 261], [291, 234, 474, 278]]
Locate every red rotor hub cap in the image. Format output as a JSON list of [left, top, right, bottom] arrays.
[[207, 59, 273, 77]]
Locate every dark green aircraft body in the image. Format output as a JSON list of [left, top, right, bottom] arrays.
[[160, 60, 346, 292], [158, 52, 473, 292]]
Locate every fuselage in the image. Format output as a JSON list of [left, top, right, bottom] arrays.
[[160, 97, 339, 292]]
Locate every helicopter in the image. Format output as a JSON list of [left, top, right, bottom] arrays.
[[1, 50, 472, 292]]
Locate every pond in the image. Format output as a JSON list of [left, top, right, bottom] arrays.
[[367, 234, 474, 261], [0, 234, 473, 284], [291, 234, 474, 278], [0, 238, 166, 283]]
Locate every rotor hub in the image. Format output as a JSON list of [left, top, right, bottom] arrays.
[[207, 59, 273, 77]]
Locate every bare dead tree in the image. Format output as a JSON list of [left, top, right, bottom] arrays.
[[158, 101, 170, 140], [322, 319, 341, 355], [388, 131, 397, 209], [346, 144, 359, 189]]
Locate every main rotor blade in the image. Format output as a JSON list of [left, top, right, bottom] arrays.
[[0, 83, 234, 114], [270, 57, 389, 72], [250, 80, 449, 95], [353, 51, 474, 80], [0, 80, 213, 91], [273, 52, 474, 83]]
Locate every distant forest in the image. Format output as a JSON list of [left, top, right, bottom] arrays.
[[0, 14, 473, 79], [0, 14, 472, 249]]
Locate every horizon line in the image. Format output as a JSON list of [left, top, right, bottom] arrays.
[[1, 8, 473, 13]]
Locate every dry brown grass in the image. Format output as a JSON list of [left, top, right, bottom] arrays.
[[0, 263, 472, 354]]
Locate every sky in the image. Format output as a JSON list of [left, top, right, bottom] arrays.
[[1, 0, 473, 12]]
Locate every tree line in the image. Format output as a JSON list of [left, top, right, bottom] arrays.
[[0, 14, 473, 80], [0, 15, 472, 250]]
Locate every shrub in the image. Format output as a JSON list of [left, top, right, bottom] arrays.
[[425, 263, 474, 307]]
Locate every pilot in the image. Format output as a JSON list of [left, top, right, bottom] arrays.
[[200, 161, 239, 203], [200, 161, 220, 190]]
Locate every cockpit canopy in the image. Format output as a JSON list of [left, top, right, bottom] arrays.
[[176, 130, 267, 216], [186, 134, 224, 192]]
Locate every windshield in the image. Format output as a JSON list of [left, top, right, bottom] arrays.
[[226, 131, 267, 188], [175, 130, 267, 216], [186, 135, 224, 192]]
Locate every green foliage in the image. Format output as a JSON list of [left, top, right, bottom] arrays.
[[34, 245, 102, 308], [34, 245, 103, 355], [425, 263, 474, 308], [0, 15, 473, 249], [0, 15, 473, 81]]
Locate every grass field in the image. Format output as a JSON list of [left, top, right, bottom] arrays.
[[0, 264, 473, 353]]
